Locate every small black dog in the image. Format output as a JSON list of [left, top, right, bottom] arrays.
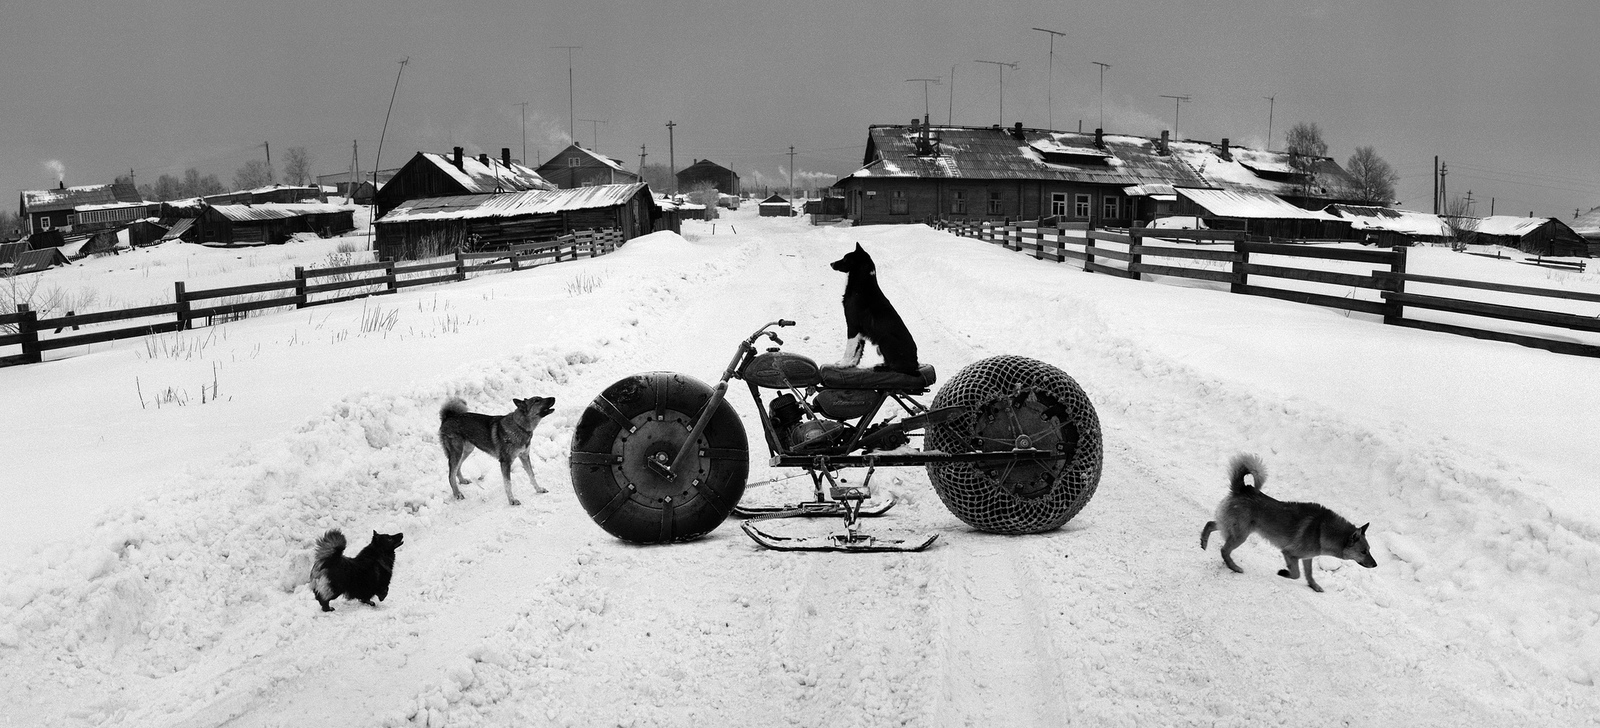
[[831, 243, 920, 373], [310, 529, 403, 612]]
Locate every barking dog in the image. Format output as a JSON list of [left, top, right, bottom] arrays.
[[1200, 453, 1377, 592], [438, 396, 556, 506], [831, 243, 920, 374], [310, 529, 403, 612]]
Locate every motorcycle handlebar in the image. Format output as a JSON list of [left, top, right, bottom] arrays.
[[777, 319, 795, 327]]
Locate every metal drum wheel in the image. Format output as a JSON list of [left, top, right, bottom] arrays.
[[570, 372, 749, 543], [925, 355, 1103, 534]]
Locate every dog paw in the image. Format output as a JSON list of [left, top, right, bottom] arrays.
[[508, 498, 522, 506], [1309, 584, 1325, 593], [451, 492, 466, 501], [1277, 569, 1292, 578]]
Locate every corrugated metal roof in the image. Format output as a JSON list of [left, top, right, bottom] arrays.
[[420, 152, 554, 194], [1171, 143, 1359, 199], [1325, 205, 1451, 236], [1177, 188, 1340, 220], [1473, 215, 1551, 238], [849, 126, 1207, 187], [376, 183, 649, 224], [1572, 206, 1600, 237], [209, 203, 354, 223], [22, 183, 142, 213], [161, 218, 194, 240]]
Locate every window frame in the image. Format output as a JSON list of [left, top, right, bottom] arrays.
[[987, 190, 1004, 215], [1073, 193, 1091, 219], [889, 189, 909, 215], [1050, 192, 1068, 218]]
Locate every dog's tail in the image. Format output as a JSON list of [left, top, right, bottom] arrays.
[[313, 529, 347, 565], [1228, 453, 1267, 495], [440, 397, 469, 422]]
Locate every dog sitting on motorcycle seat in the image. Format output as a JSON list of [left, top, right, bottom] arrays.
[[831, 243, 920, 374]]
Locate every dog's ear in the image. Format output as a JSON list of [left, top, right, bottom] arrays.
[[854, 242, 865, 253], [514, 398, 526, 408]]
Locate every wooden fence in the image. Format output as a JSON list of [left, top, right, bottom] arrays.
[[938, 220, 1600, 358], [0, 229, 624, 367]]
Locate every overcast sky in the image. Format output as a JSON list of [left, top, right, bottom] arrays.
[[4, 0, 1597, 218]]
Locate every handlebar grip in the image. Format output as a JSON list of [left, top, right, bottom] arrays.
[[778, 319, 795, 327]]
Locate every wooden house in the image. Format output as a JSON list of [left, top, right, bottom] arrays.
[[675, 159, 740, 196], [19, 182, 143, 235], [373, 183, 660, 261], [834, 122, 1362, 227], [1569, 205, 1600, 256], [537, 145, 641, 189], [375, 148, 554, 217], [194, 203, 356, 246], [1471, 216, 1588, 257]]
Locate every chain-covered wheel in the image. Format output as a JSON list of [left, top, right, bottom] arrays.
[[570, 372, 748, 543], [925, 355, 1102, 534]]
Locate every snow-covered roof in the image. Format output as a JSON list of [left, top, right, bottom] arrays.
[[22, 183, 142, 213], [1177, 188, 1340, 221], [74, 201, 148, 213], [1472, 215, 1552, 238], [418, 152, 554, 194], [1324, 205, 1452, 237], [377, 183, 650, 223], [208, 203, 353, 223], [1169, 142, 1357, 200]]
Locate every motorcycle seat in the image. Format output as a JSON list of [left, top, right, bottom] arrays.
[[817, 364, 937, 391]]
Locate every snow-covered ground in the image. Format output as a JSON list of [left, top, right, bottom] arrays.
[[2, 207, 1597, 726]]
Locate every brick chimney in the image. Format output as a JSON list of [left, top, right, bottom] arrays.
[[502, 148, 512, 167], [1011, 121, 1026, 140], [1218, 138, 1232, 161], [478, 153, 490, 166], [1095, 128, 1105, 149], [1158, 130, 1170, 155], [58, 180, 66, 190], [452, 147, 464, 169]]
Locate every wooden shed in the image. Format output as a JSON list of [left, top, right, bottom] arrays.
[[1174, 187, 1353, 239], [758, 194, 793, 217], [376, 148, 554, 217], [373, 183, 660, 261], [1471, 216, 1588, 257], [194, 203, 357, 246]]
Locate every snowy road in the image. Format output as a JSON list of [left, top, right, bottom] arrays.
[[2, 211, 1597, 726]]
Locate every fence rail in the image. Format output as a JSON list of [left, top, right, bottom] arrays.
[[0, 228, 626, 367], [938, 219, 1598, 358]]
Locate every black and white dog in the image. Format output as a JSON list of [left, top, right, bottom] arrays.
[[831, 243, 920, 374]]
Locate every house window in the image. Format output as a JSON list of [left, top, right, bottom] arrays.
[[1102, 195, 1122, 220], [1074, 194, 1091, 218], [987, 191, 1003, 215], [568, 157, 580, 166], [1050, 193, 1068, 218], [889, 190, 908, 214], [951, 189, 966, 214], [40, 217, 52, 231]]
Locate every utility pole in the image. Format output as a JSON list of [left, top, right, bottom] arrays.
[[1159, 94, 1191, 139], [1464, 189, 1474, 217], [1032, 27, 1066, 130], [788, 145, 797, 198], [906, 78, 941, 120], [665, 120, 677, 195], [1439, 162, 1448, 213], [1433, 156, 1439, 214], [638, 144, 647, 175], [371, 56, 408, 245], [578, 118, 607, 152], [553, 46, 581, 142], [974, 60, 1018, 126], [1262, 95, 1276, 151], [515, 102, 529, 163], [348, 140, 360, 202], [264, 142, 272, 183], [1092, 61, 1111, 131]]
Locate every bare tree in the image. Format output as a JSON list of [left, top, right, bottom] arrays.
[[234, 159, 274, 190], [686, 182, 721, 220], [639, 163, 674, 195], [1346, 146, 1399, 205], [184, 169, 226, 197], [1284, 122, 1329, 198], [283, 147, 313, 186], [1443, 196, 1478, 252]]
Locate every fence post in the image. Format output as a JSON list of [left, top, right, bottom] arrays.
[[17, 304, 41, 364], [174, 281, 192, 329], [1383, 246, 1408, 326], [1230, 242, 1249, 294], [384, 260, 397, 292], [1084, 229, 1096, 272], [1127, 230, 1143, 281], [293, 267, 308, 308], [455, 250, 467, 281]]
